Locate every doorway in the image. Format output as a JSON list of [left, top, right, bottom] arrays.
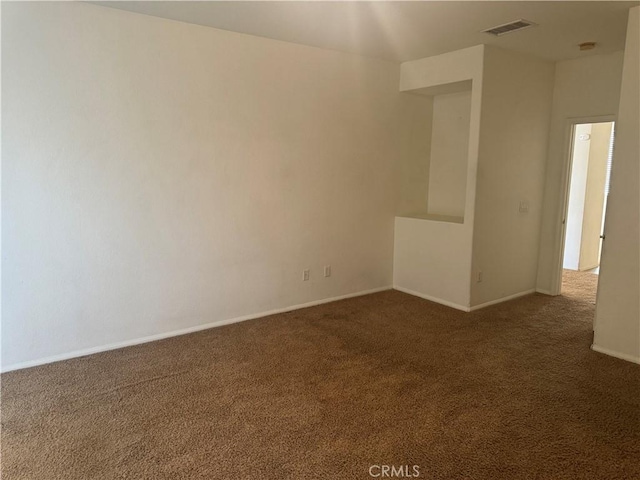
[[561, 121, 615, 292]]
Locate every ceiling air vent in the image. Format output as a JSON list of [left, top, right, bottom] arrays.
[[483, 19, 536, 36]]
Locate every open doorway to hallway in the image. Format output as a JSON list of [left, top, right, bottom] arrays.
[[561, 121, 615, 293]]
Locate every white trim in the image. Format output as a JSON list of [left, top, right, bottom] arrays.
[[393, 286, 470, 312], [468, 289, 536, 311], [1, 286, 392, 373], [393, 286, 537, 312], [591, 344, 640, 365], [535, 288, 556, 296], [579, 264, 599, 272]]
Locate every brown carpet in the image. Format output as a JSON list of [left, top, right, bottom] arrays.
[[2, 270, 639, 479]]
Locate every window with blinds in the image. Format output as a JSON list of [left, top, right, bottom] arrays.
[[604, 124, 615, 197]]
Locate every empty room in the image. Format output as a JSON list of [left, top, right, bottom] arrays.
[[2, 1, 639, 479]]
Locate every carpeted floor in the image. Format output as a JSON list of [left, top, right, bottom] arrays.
[[2, 270, 639, 479]]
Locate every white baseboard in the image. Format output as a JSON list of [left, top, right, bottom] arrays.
[[394, 286, 537, 313], [468, 289, 536, 311], [535, 288, 556, 296], [579, 264, 599, 272], [393, 286, 470, 312], [591, 344, 640, 365], [1, 285, 392, 373]]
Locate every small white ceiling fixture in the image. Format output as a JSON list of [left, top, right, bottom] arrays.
[[483, 19, 537, 37]]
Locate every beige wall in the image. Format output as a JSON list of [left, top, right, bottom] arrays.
[[394, 46, 484, 310], [536, 51, 624, 294], [2, 2, 417, 369], [396, 94, 433, 216], [427, 90, 472, 218], [4, 2, 635, 369], [394, 217, 472, 309], [471, 46, 555, 306], [593, 6, 640, 364], [396, 45, 555, 310]]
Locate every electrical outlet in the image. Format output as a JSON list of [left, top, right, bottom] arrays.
[[324, 265, 331, 277], [519, 201, 529, 213], [303, 269, 310, 281], [477, 271, 483, 283]]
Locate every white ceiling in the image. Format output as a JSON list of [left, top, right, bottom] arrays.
[[92, 1, 637, 63]]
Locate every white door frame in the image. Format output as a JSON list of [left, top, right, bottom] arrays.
[[550, 114, 616, 296]]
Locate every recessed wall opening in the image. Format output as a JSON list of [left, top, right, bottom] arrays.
[[427, 89, 471, 220], [403, 79, 472, 224], [561, 121, 615, 292]]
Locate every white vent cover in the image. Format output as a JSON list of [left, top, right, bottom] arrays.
[[483, 19, 536, 36]]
